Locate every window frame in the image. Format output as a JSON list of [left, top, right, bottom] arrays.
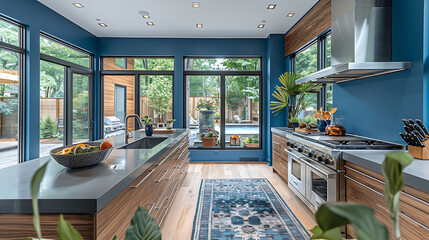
[[0, 16, 26, 163], [183, 56, 263, 150], [39, 33, 95, 150], [100, 56, 175, 139], [291, 30, 331, 111]]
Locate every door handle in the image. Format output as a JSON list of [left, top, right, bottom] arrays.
[[155, 170, 169, 183]]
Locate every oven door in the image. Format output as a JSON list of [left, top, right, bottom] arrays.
[[304, 159, 337, 209], [287, 149, 306, 197]]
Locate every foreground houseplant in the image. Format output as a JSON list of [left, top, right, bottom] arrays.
[[311, 151, 414, 240], [270, 72, 321, 127], [30, 160, 162, 240], [200, 128, 218, 147]]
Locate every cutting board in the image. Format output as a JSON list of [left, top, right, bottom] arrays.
[[295, 128, 319, 133], [153, 128, 176, 134]]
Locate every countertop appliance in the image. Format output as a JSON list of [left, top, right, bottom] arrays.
[[285, 131, 403, 212]]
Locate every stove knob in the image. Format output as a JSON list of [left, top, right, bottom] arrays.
[[286, 142, 291, 146], [318, 156, 324, 162], [298, 148, 303, 153], [308, 151, 313, 158]]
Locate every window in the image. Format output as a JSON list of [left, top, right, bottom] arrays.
[[101, 57, 174, 138], [292, 32, 332, 115], [115, 58, 127, 69], [0, 17, 25, 169], [185, 57, 262, 149], [39, 34, 93, 157]]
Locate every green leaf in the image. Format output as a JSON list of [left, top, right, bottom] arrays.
[[382, 151, 414, 238], [112, 236, 117, 240], [125, 206, 162, 240], [56, 214, 84, 240], [310, 226, 343, 240], [314, 203, 388, 240], [30, 161, 49, 240]]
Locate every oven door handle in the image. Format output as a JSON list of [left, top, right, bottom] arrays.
[[305, 159, 336, 179], [285, 149, 305, 160]]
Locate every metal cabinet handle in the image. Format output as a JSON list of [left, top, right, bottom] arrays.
[[159, 207, 169, 226], [279, 162, 288, 169], [147, 203, 155, 214], [285, 149, 304, 160], [130, 170, 154, 189], [272, 141, 281, 145], [154, 170, 169, 183]]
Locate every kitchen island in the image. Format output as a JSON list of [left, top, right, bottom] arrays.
[[0, 129, 189, 239]]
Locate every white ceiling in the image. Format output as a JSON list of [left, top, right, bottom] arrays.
[[38, 0, 318, 38]]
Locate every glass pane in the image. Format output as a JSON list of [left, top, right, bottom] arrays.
[[103, 57, 174, 71], [300, 92, 318, 117], [185, 58, 261, 71], [0, 48, 20, 169], [295, 42, 317, 77], [187, 75, 221, 148], [291, 159, 301, 180], [72, 74, 89, 143], [0, 18, 20, 47], [326, 34, 332, 67], [140, 75, 173, 122], [312, 172, 327, 201], [225, 76, 260, 148], [103, 75, 134, 138], [40, 60, 64, 157], [40, 36, 91, 68], [327, 83, 333, 111]]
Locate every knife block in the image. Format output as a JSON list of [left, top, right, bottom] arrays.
[[408, 140, 429, 160]]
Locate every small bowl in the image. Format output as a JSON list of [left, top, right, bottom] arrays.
[[50, 142, 114, 169]]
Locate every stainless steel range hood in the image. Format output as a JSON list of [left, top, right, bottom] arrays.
[[296, 0, 411, 84]]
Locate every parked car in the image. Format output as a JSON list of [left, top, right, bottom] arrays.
[[104, 116, 125, 134]]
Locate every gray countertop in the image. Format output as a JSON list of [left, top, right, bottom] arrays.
[[0, 129, 189, 214], [342, 150, 429, 194], [271, 127, 429, 194]]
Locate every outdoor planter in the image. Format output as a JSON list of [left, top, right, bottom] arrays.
[[199, 110, 215, 133], [201, 137, 217, 147]]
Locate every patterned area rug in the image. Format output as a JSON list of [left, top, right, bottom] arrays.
[[192, 178, 310, 240]]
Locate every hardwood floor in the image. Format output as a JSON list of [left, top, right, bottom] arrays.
[[161, 163, 316, 239]]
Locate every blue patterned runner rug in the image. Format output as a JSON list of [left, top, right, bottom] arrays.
[[191, 178, 310, 240]]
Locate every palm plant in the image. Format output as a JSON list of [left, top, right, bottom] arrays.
[[270, 72, 321, 121]]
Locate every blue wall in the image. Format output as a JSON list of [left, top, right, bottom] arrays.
[[98, 37, 280, 162], [333, 0, 426, 144], [0, 0, 98, 160]]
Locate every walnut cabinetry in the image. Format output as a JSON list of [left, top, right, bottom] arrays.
[[345, 162, 429, 239], [272, 133, 289, 182], [96, 134, 190, 239]]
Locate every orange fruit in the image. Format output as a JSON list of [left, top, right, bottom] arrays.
[[100, 141, 113, 150]]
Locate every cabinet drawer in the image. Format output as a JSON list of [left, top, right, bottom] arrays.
[[345, 163, 429, 229], [346, 177, 429, 240], [273, 152, 288, 182]]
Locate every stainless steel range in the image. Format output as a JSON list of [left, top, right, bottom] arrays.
[[284, 131, 403, 212]]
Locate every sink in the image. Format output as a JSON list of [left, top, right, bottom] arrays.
[[119, 137, 168, 149]]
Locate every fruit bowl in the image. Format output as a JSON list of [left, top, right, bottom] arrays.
[[50, 142, 113, 169]]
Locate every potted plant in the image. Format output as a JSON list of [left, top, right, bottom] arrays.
[[165, 119, 176, 130], [200, 128, 218, 147], [196, 99, 217, 133], [141, 115, 153, 136], [245, 135, 259, 148], [288, 116, 300, 128], [270, 72, 321, 127]]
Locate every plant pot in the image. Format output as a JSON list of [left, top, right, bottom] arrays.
[[317, 120, 331, 132], [199, 110, 215, 133], [201, 137, 217, 147], [245, 143, 259, 148], [166, 122, 174, 129], [145, 124, 153, 136]]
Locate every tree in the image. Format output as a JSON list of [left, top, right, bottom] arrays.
[[146, 76, 173, 122]]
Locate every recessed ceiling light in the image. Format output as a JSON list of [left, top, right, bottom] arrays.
[[267, 4, 276, 9], [257, 24, 265, 28], [139, 11, 150, 19], [192, 2, 200, 8], [72, 3, 84, 8], [98, 23, 108, 27], [147, 22, 154, 26], [287, 13, 295, 17], [196, 23, 203, 28]]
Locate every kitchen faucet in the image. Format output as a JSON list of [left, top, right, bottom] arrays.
[[125, 114, 144, 144]]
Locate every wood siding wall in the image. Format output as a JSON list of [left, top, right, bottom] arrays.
[[103, 58, 136, 129], [284, 0, 331, 57]]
